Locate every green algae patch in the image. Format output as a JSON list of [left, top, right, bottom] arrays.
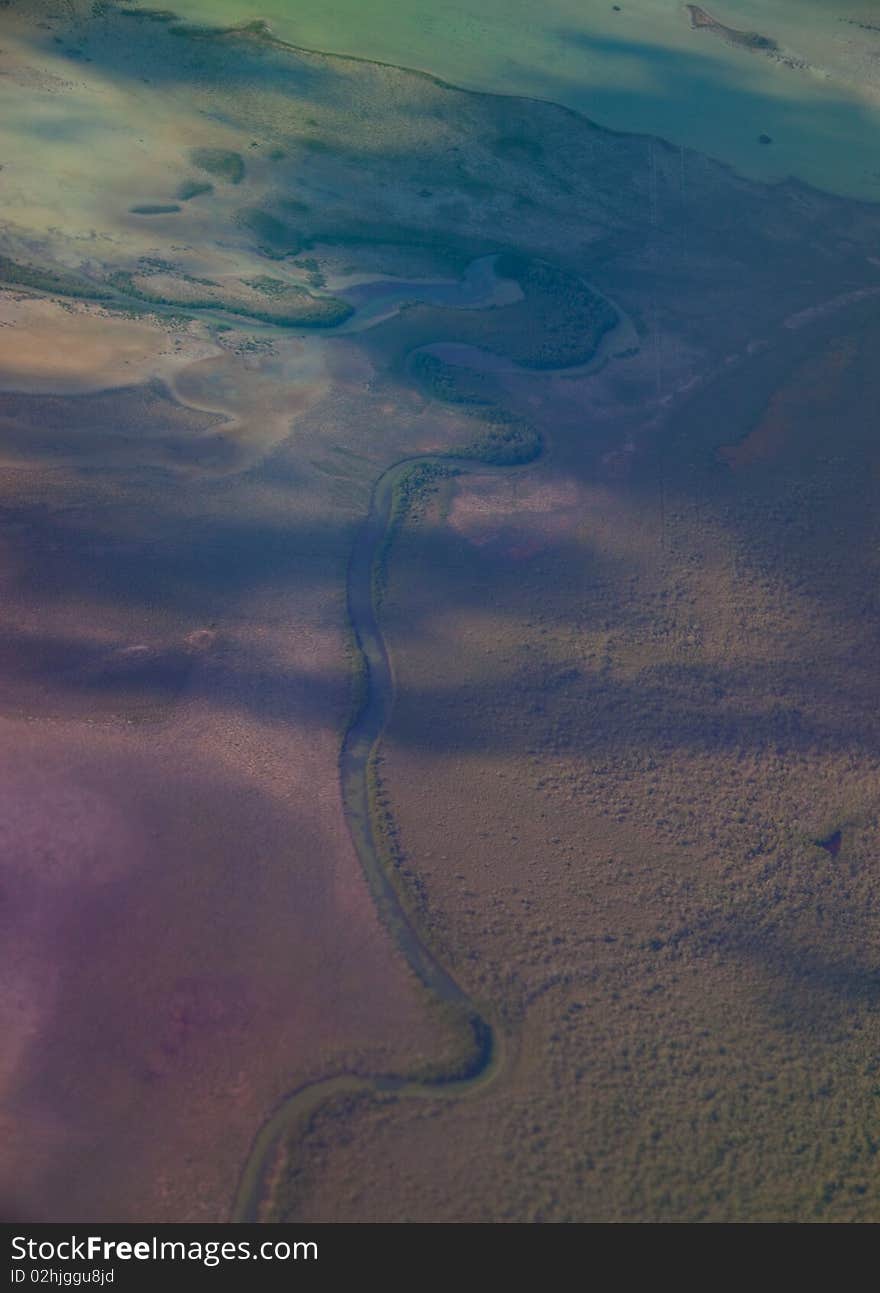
[[128, 203, 182, 215], [175, 179, 214, 200], [236, 208, 304, 258], [189, 147, 245, 184], [118, 7, 177, 19]]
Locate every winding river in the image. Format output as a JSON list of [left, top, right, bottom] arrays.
[[10, 245, 624, 1219], [230, 453, 529, 1222], [226, 258, 637, 1221]]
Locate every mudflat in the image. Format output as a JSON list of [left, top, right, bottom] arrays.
[[3, 0, 880, 1223]]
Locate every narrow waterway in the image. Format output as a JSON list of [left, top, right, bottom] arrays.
[[230, 454, 524, 1223]]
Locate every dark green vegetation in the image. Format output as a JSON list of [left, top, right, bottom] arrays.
[[491, 254, 617, 368], [0, 255, 114, 300], [235, 207, 304, 257], [409, 351, 493, 406], [297, 258, 326, 288], [128, 203, 181, 214], [371, 415, 540, 613], [409, 353, 541, 464], [453, 415, 541, 465], [244, 274, 296, 296], [0, 245, 344, 329], [687, 6, 779, 53], [106, 268, 353, 327], [175, 179, 214, 200], [388, 461, 458, 524], [117, 6, 177, 17], [373, 462, 459, 606], [368, 256, 618, 371], [189, 146, 245, 183]]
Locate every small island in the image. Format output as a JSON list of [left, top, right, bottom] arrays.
[[687, 5, 779, 53]]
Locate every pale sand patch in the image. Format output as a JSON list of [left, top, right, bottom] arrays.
[[169, 335, 332, 467], [0, 296, 336, 473], [447, 470, 584, 558], [446, 469, 661, 582], [0, 295, 218, 394]]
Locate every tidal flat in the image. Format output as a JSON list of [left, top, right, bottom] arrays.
[[151, 0, 880, 199], [2, 0, 880, 1222]]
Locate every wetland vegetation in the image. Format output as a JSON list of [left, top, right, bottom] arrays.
[[190, 147, 246, 183]]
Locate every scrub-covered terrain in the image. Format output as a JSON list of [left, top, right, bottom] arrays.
[[2, 0, 880, 1221]]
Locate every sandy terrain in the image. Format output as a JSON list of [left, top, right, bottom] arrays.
[[0, 296, 218, 395]]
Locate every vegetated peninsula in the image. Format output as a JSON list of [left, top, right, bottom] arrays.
[[686, 5, 779, 53]]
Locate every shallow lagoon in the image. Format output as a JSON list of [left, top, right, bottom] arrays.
[[162, 0, 880, 199]]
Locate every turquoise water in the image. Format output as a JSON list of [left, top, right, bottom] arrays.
[[160, 1, 880, 199]]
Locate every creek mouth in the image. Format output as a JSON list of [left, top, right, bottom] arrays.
[[230, 453, 526, 1223]]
